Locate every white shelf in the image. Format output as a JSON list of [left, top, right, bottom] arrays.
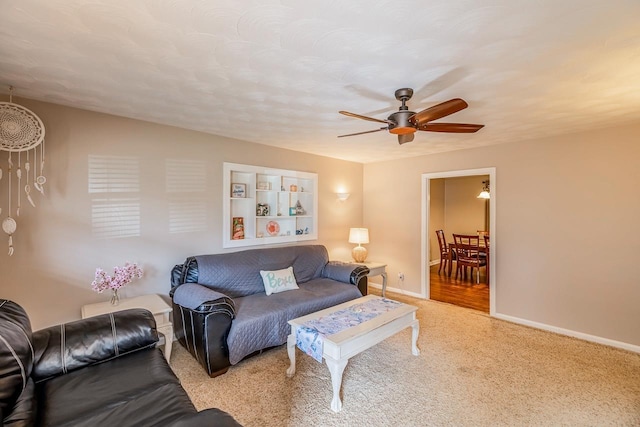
[[223, 162, 318, 248]]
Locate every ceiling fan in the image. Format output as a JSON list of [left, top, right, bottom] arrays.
[[338, 88, 484, 144]]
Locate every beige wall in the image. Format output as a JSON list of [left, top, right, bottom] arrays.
[[364, 122, 640, 347], [0, 99, 363, 329], [443, 175, 488, 238]]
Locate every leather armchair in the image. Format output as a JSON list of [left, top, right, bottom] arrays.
[[0, 299, 241, 427]]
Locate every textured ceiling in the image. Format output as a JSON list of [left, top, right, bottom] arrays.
[[1, 0, 639, 163]]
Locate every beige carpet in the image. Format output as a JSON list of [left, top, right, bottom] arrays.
[[171, 293, 640, 426]]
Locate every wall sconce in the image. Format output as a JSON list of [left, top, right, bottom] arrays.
[[336, 192, 350, 202], [477, 181, 490, 199], [348, 227, 369, 262]]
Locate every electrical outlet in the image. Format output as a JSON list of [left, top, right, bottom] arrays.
[[398, 272, 404, 281]]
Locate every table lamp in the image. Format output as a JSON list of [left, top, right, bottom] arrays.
[[348, 228, 369, 263]]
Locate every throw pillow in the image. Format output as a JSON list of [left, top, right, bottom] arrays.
[[260, 267, 299, 296]]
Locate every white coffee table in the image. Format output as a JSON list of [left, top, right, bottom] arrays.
[[286, 295, 419, 412], [81, 294, 173, 364]]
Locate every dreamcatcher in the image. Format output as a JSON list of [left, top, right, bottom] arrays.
[[0, 86, 46, 255]]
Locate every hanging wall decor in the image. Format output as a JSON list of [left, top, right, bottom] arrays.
[[0, 86, 46, 255]]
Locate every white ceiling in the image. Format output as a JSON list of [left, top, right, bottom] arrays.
[[2, 0, 639, 163]]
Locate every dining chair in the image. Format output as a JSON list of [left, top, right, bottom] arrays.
[[477, 231, 488, 261], [435, 229, 455, 275], [452, 234, 487, 284], [483, 234, 490, 284]]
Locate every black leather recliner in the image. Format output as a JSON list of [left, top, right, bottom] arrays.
[[0, 299, 241, 427]]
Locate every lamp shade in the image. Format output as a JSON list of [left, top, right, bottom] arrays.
[[477, 180, 490, 199], [348, 228, 369, 244]]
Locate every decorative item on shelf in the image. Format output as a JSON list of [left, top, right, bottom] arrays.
[[477, 180, 490, 199], [256, 203, 270, 216], [289, 207, 296, 216], [257, 181, 271, 190], [281, 185, 285, 191], [91, 262, 143, 306], [232, 217, 244, 240], [1, 86, 47, 256], [295, 227, 310, 235], [295, 200, 306, 215], [266, 221, 280, 236], [290, 184, 298, 192], [231, 183, 246, 198], [349, 227, 370, 263]]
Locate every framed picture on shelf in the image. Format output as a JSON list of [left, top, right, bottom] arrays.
[[231, 183, 246, 198], [232, 217, 244, 240]]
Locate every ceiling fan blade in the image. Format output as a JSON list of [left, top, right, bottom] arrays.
[[338, 127, 388, 138], [408, 98, 468, 126], [398, 133, 415, 145], [339, 111, 391, 124], [418, 123, 484, 133], [413, 68, 467, 103], [345, 84, 392, 103]]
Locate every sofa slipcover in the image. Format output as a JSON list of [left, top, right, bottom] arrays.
[[170, 245, 368, 377]]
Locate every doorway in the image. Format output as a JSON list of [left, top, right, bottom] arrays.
[[421, 168, 496, 316]]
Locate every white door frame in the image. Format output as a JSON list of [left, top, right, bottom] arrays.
[[420, 167, 496, 316]]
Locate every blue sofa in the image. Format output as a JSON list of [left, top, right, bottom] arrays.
[[170, 245, 369, 377]]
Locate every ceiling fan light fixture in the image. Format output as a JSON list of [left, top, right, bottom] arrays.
[[338, 87, 483, 144], [387, 110, 417, 135], [389, 126, 417, 135]]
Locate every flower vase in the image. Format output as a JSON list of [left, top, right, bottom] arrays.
[[110, 289, 120, 306]]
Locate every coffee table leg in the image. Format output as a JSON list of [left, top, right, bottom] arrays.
[[286, 333, 296, 377], [325, 356, 348, 412], [411, 320, 420, 356]]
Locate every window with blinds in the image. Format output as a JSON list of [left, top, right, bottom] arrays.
[[88, 155, 141, 239], [166, 159, 207, 234]]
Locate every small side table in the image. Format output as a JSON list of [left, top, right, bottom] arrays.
[[81, 294, 173, 364], [341, 261, 388, 297]]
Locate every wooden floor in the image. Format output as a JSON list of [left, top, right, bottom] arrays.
[[429, 263, 489, 313]]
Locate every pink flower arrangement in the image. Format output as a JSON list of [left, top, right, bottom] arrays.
[[91, 262, 143, 293]]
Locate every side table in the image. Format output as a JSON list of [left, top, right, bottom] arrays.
[[341, 261, 388, 297], [81, 294, 173, 364]]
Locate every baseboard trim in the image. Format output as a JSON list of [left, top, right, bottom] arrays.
[[429, 260, 440, 266], [494, 313, 640, 354], [368, 282, 423, 299], [369, 283, 639, 353]]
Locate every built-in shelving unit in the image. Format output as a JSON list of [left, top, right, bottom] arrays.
[[223, 162, 318, 248]]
